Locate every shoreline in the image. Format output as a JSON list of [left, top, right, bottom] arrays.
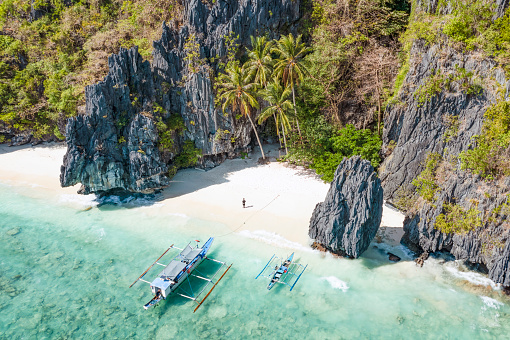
[[5, 142, 506, 293], [0, 142, 405, 248]]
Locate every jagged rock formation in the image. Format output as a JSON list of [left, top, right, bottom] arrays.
[[60, 48, 169, 194], [380, 0, 510, 287], [380, 40, 507, 199], [402, 174, 510, 284], [309, 156, 384, 258], [61, 0, 300, 194]]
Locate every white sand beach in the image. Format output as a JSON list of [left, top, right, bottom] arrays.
[[0, 142, 405, 247]]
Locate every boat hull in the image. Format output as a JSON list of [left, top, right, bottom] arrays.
[[160, 256, 206, 298], [266, 253, 294, 290], [144, 238, 215, 308]]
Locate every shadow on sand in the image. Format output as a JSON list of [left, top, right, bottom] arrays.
[[93, 144, 291, 211], [0, 141, 65, 155]]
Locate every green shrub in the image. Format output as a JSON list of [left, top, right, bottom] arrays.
[[443, 114, 459, 143], [413, 70, 445, 105], [155, 114, 185, 152], [459, 101, 510, 178], [412, 152, 441, 202], [0, 0, 183, 140], [434, 202, 482, 234], [413, 66, 483, 106], [441, 1, 494, 49], [311, 124, 382, 182], [174, 140, 202, 168], [482, 11, 510, 74], [166, 114, 186, 132]]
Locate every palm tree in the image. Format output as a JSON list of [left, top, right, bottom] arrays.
[[217, 62, 266, 159], [245, 36, 273, 88], [258, 81, 293, 154], [272, 33, 312, 137]]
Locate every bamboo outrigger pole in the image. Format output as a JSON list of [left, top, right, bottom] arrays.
[[129, 244, 174, 288], [193, 263, 232, 313]]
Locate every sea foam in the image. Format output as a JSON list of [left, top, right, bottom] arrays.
[[237, 230, 313, 252], [321, 276, 349, 292], [444, 262, 500, 290], [59, 193, 98, 208], [480, 296, 504, 310]]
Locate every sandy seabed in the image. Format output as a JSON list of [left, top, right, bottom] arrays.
[[0, 142, 404, 247]]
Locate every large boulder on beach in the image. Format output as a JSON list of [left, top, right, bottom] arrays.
[[309, 156, 384, 258]]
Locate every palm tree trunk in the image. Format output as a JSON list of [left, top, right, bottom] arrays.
[[273, 112, 282, 150], [291, 84, 302, 140], [280, 119, 288, 155], [246, 113, 266, 160]]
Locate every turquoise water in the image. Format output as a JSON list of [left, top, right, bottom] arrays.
[[1, 183, 509, 339]]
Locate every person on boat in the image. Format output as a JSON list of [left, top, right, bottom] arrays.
[[242, 198, 246, 208]]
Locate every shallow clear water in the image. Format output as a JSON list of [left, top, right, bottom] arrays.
[[1, 183, 509, 339]]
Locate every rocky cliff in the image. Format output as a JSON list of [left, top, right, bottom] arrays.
[[60, 0, 300, 194], [309, 156, 384, 258], [380, 0, 510, 288]]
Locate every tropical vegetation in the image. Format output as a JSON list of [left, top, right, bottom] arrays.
[[2, 0, 411, 181], [0, 0, 182, 138]]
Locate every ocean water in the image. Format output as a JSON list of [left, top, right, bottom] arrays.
[[1, 183, 509, 339]]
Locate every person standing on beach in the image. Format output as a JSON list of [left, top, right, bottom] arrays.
[[242, 198, 246, 208]]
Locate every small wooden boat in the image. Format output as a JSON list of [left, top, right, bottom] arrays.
[[130, 237, 231, 312], [256, 252, 307, 291], [267, 253, 293, 290]]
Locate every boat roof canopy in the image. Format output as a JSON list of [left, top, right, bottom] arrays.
[[180, 244, 202, 262], [160, 261, 187, 279]]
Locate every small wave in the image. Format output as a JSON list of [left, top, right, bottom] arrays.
[[59, 194, 98, 207], [321, 276, 349, 292], [95, 228, 106, 242], [237, 230, 313, 253], [445, 263, 500, 290], [479, 296, 503, 310]]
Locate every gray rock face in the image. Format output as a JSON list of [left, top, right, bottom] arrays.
[[381, 0, 510, 287], [380, 39, 504, 200], [61, 47, 169, 194], [401, 175, 510, 287], [416, 0, 509, 18], [309, 157, 384, 258], [61, 0, 300, 194]]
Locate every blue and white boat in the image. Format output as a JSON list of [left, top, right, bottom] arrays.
[[256, 252, 307, 291], [130, 237, 231, 312]]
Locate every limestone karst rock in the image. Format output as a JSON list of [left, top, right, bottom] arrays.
[[309, 156, 384, 258], [60, 0, 300, 194], [380, 0, 510, 287]]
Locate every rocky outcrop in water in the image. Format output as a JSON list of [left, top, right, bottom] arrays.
[[60, 0, 300, 194], [309, 156, 384, 258], [380, 0, 510, 287]]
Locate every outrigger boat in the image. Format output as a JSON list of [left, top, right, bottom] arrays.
[[129, 237, 231, 312], [255, 252, 307, 291]]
